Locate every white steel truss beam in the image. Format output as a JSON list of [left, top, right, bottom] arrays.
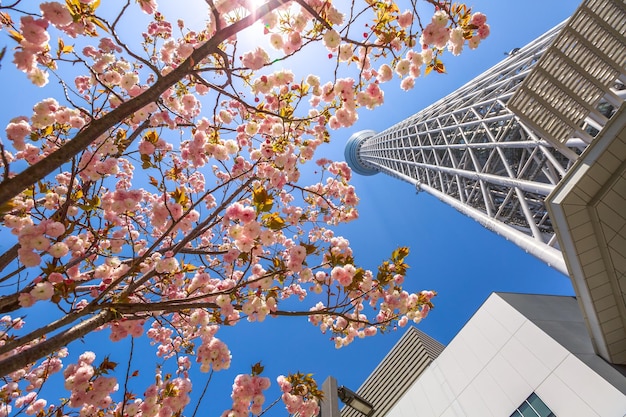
[[345, 5, 626, 271]]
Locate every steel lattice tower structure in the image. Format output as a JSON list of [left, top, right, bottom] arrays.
[[345, 0, 626, 276]]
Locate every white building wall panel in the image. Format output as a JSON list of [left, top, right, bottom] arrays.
[[384, 293, 626, 417], [536, 373, 599, 417], [513, 319, 570, 370], [501, 331, 553, 388], [552, 354, 626, 415]]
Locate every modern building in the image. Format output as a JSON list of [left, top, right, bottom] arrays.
[[321, 328, 444, 417], [344, 0, 626, 365], [338, 327, 443, 417], [339, 293, 626, 417]]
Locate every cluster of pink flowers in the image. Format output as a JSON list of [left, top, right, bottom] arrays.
[[421, 10, 490, 55], [13, 392, 46, 415], [9, 218, 67, 272], [308, 300, 379, 349], [63, 352, 119, 410], [15, 1, 153, 87], [259, 1, 341, 56], [108, 319, 145, 342], [241, 47, 270, 70], [277, 375, 319, 417], [5, 98, 85, 152], [471, 12, 490, 40], [0, 0, 476, 415], [331, 264, 357, 287], [137, 0, 158, 15], [181, 130, 233, 167], [304, 178, 359, 225], [421, 10, 453, 49], [139, 374, 193, 416], [195, 325, 232, 372], [222, 374, 271, 417], [0, 316, 66, 416], [241, 295, 277, 322], [13, 15, 51, 86], [224, 202, 265, 253]]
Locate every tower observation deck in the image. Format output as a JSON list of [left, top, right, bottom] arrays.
[[345, 0, 626, 276]]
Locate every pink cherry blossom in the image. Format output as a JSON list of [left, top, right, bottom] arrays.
[[13, 50, 37, 73], [20, 16, 49, 46], [398, 10, 413, 28], [0, 1, 480, 415], [395, 59, 410, 77], [478, 23, 490, 39], [31, 281, 54, 300], [40, 2, 73, 27], [323, 29, 341, 50], [138, 0, 158, 14], [5, 119, 32, 150], [471, 12, 487, 27], [241, 47, 270, 70], [27, 68, 49, 87], [400, 76, 415, 91], [377, 64, 393, 82], [49, 242, 69, 258]]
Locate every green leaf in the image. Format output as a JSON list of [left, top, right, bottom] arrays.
[[170, 187, 188, 205], [144, 130, 158, 144], [141, 154, 154, 169], [251, 362, 264, 376], [89, 16, 109, 34], [99, 356, 117, 374], [8, 29, 23, 43], [252, 186, 274, 213], [302, 242, 317, 255], [0, 200, 17, 214], [392, 247, 409, 262], [262, 213, 285, 230]]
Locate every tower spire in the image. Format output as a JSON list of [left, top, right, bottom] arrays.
[[345, 3, 625, 275]]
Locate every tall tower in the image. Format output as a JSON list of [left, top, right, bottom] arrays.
[[345, 1, 625, 276], [345, 0, 626, 364]]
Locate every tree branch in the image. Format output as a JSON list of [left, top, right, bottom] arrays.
[[0, 303, 97, 358], [0, 309, 114, 378], [0, 0, 286, 207]]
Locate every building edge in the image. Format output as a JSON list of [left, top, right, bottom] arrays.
[[340, 327, 445, 417], [345, 293, 626, 417]]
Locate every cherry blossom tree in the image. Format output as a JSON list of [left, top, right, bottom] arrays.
[[0, 0, 489, 416]]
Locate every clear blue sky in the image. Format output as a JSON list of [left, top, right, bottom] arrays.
[[292, 0, 580, 408], [0, 1, 581, 416], [215, 2, 582, 414]]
